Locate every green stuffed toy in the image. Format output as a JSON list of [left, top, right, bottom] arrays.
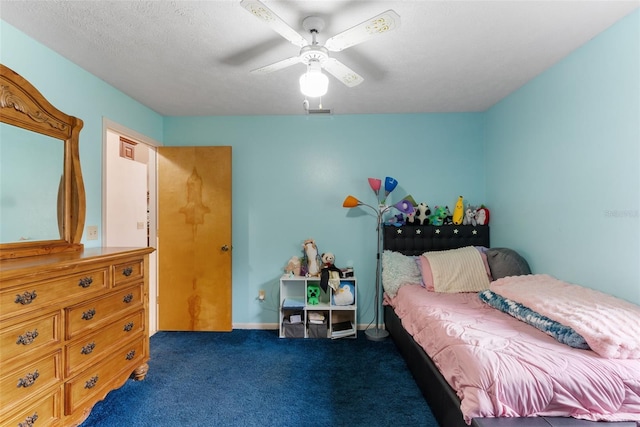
[[428, 206, 448, 226], [307, 283, 321, 305]]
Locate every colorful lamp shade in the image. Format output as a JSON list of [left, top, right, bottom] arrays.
[[402, 194, 417, 207], [368, 178, 381, 195], [394, 199, 415, 214], [384, 177, 398, 194], [342, 195, 361, 208]]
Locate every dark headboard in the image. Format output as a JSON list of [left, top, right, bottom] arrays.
[[383, 225, 489, 256]]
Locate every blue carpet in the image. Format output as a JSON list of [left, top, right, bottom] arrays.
[[82, 329, 438, 426]]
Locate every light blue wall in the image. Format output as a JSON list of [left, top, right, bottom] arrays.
[[3, 8, 638, 327], [163, 114, 486, 325], [0, 21, 164, 246], [485, 10, 640, 305]]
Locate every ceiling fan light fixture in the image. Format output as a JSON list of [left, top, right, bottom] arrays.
[[299, 61, 328, 98]]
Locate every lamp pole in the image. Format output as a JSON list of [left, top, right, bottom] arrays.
[[359, 203, 390, 341], [365, 207, 389, 341], [342, 178, 414, 342]]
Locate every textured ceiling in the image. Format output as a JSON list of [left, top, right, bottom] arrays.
[[1, 1, 638, 116]]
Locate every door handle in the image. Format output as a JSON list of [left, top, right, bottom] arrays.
[[221, 245, 230, 252]]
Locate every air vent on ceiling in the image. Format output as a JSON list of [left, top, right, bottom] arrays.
[[307, 108, 332, 115]]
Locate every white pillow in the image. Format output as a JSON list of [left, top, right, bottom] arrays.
[[382, 250, 422, 297], [423, 246, 490, 293]]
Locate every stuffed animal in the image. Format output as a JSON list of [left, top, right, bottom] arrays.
[[302, 239, 321, 277], [452, 196, 464, 225], [332, 282, 355, 306], [476, 205, 490, 225], [428, 206, 448, 226], [307, 283, 320, 305], [405, 210, 416, 224], [443, 206, 453, 225], [319, 252, 342, 292], [386, 213, 405, 227], [284, 256, 301, 276], [463, 205, 477, 226], [415, 203, 431, 225]]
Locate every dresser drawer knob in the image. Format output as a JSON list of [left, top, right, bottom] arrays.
[[81, 342, 96, 355], [14, 291, 37, 305], [16, 329, 39, 346], [82, 308, 96, 321], [123, 293, 134, 303], [18, 412, 38, 427], [78, 276, 94, 288], [122, 266, 133, 277], [126, 350, 136, 360], [85, 375, 99, 389], [17, 370, 39, 388], [123, 322, 134, 332]]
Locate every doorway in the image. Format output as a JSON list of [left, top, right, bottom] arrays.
[[103, 119, 159, 334]]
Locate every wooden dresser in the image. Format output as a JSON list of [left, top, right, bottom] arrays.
[[0, 247, 154, 427]]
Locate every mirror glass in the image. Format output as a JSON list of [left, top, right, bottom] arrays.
[[0, 123, 64, 243]]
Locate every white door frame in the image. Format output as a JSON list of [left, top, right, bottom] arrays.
[[102, 118, 162, 335]]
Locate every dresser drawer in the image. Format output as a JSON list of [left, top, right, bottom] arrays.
[[0, 350, 62, 416], [0, 386, 62, 427], [66, 310, 144, 377], [113, 258, 144, 287], [0, 267, 108, 320], [65, 338, 145, 415], [65, 284, 143, 339], [0, 311, 61, 364]]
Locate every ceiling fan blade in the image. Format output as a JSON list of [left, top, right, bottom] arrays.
[[251, 56, 301, 74], [240, 0, 308, 48], [322, 58, 364, 87], [324, 10, 400, 52]]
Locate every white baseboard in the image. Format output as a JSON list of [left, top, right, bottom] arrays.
[[232, 323, 372, 331], [233, 323, 278, 330]]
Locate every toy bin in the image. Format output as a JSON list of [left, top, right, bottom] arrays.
[[282, 318, 304, 338]]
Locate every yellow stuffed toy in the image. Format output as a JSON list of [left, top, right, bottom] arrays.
[[452, 196, 464, 225]]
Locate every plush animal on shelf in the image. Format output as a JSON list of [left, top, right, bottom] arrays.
[[415, 203, 431, 225], [476, 205, 490, 225], [428, 206, 448, 226], [284, 256, 301, 277], [332, 282, 355, 306], [443, 206, 453, 225], [405, 210, 416, 224], [307, 283, 321, 305], [386, 213, 405, 227], [319, 252, 342, 292], [452, 196, 464, 225], [463, 205, 477, 226], [302, 239, 321, 277]]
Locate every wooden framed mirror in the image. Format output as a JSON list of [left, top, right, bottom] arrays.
[[0, 63, 85, 259]]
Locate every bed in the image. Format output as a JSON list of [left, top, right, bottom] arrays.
[[381, 224, 640, 427]]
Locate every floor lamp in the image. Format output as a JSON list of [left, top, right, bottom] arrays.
[[343, 177, 415, 341]]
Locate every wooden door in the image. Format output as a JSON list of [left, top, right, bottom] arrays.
[[157, 146, 232, 331]]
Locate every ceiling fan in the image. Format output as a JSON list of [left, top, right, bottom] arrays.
[[239, 0, 401, 98]]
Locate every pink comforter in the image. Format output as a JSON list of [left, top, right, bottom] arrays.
[[491, 274, 640, 359], [389, 284, 640, 424]]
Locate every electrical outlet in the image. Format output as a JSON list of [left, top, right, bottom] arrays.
[[87, 225, 98, 240]]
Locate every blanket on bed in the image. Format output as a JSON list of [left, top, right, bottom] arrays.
[[478, 289, 590, 349], [390, 284, 640, 424], [491, 274, 640, 359]]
